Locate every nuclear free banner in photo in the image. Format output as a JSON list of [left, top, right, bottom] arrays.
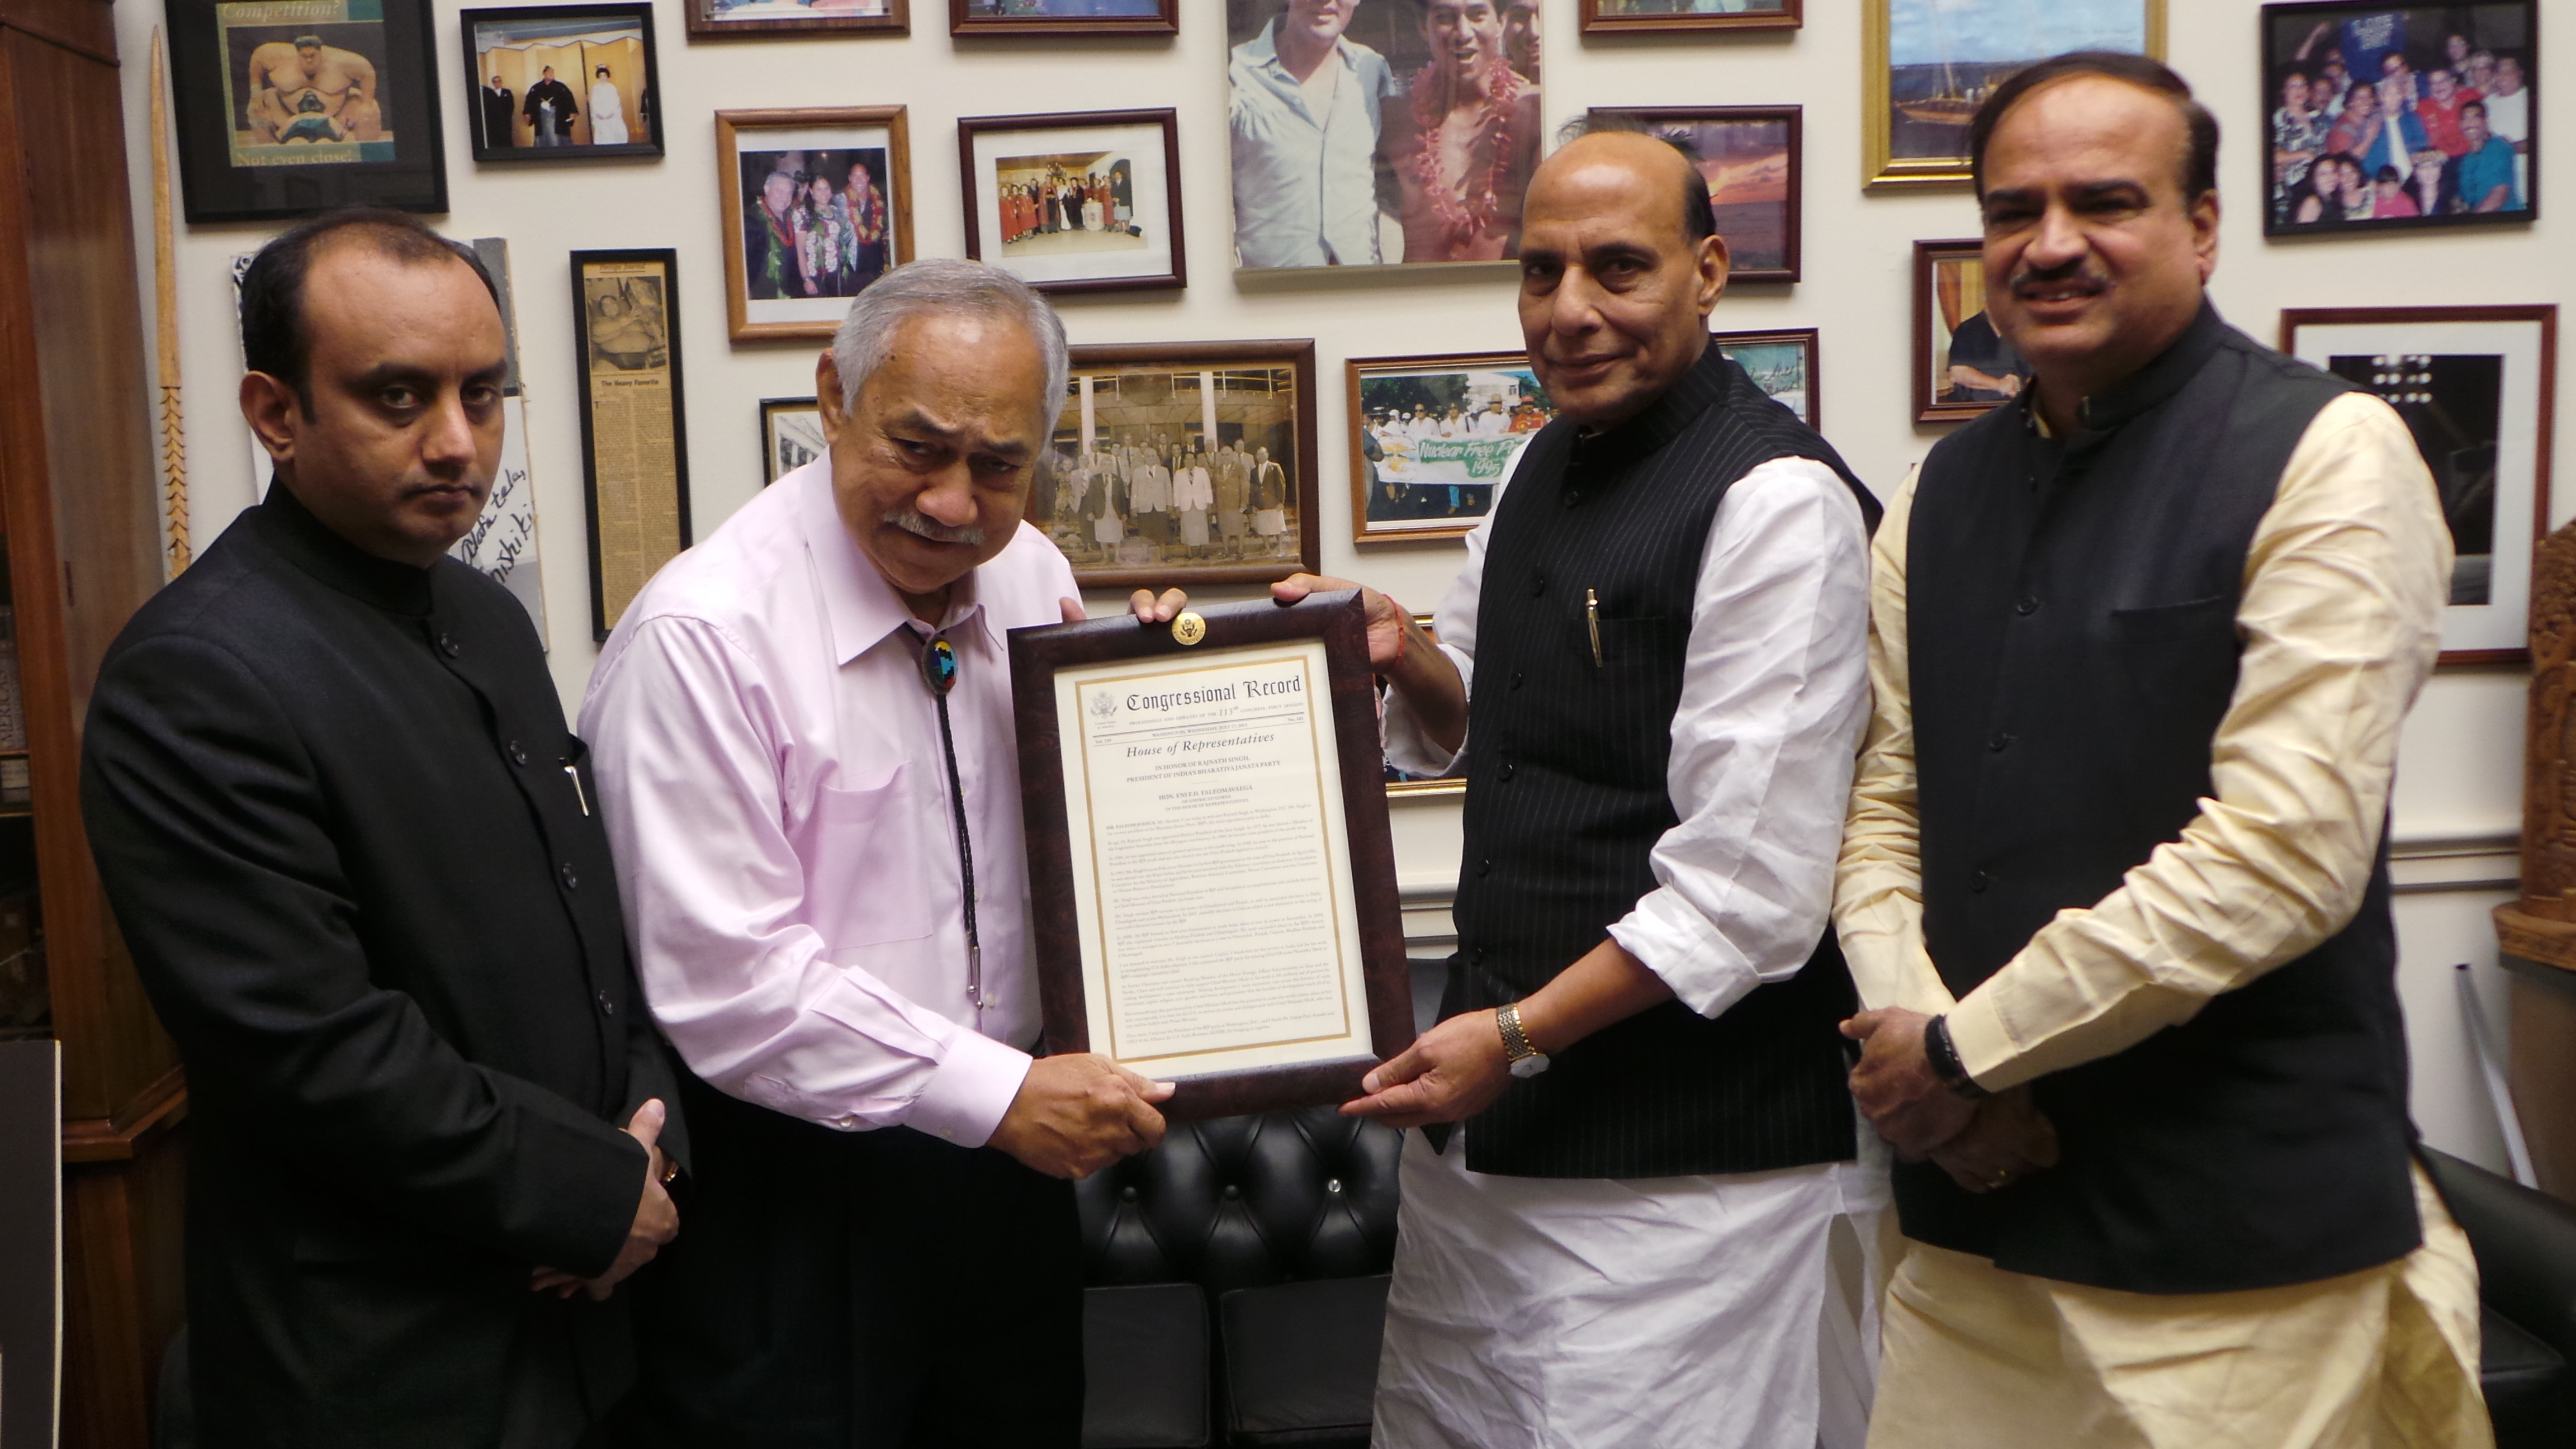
[[1010, 594, 1414, 1119], [2283, 306, 2558, 664], [720, 108, 913, 340], [1864, 0, 2163, 190], [960, 110, 1182, 295], [571, 250, 694, 640], [1347, 352, 1552, 544]]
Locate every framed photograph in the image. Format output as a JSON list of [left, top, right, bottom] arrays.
[[959, 110, 1183, 296], [2260, 2, 2537, 236], [2281, 306, 2558, 664], [1581, 0, 1798, 34], [1010, 591, 1416, 1120], [163, 0, 446, 222], [950, 0, 1176, 37], [570, 250, 693, 640], [1864, 0, 2164, 191], [461, 4, 661, 161], [1225, 0, 1542, 269], [719, 108, 913, 342], [761, 396, 825, 484], [1914, 239, 2026, 423], [1027, 340, 1319, 589], [687, 0, 903, 40], [1348, 352, 1551, 545], [1588, 106, 1802, 283], [1714, 326, 1821, 430]]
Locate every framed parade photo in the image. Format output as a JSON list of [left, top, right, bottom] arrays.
[[1225, 0, 1542, 270], [2259, 2, 2537, 236], [950, 0, 1176, 37], [163, 0, 447, 222], [1010, 592, 1417, 1120], [1588, 106, 1802, 283], [719, 107, 913, 342], [2281, 305, 2558, 664], [1864, 0, 2163, 191], [687, 0, 903, 39], [1714, 327, 1821, 430], [460, 4, 662, 161], [570, 249, 693, 640], [960, 110, 1183, 296], [1580, 0, 1800, 35], [761, 396, 825, 484], [1347, 352, 1551, 545], [1028, 340, 1319, 590], [1914, 238, 2025, 423]]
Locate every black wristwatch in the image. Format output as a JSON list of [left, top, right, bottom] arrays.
[[1923, 1015, 1990, 1100]]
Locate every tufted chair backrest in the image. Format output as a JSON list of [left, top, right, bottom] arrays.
[[1077, 1105, 1405, 1302]]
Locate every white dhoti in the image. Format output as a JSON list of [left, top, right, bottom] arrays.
[[1374, 1124, 1893, 1449]]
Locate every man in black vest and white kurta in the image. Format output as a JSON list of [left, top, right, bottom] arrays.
[[1836, 53, 2491, 1446], [1220, 123, 1890, 1446]]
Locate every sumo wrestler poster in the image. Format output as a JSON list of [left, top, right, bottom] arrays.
[[169, 0, 448, 222]]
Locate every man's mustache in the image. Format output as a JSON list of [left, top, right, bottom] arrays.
[[886, 509, 983, 546], [2010, 263, 2110, 301]]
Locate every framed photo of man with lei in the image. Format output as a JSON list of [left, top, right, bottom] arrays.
[[1225, 0, 1542, 271], [717, 107, 913, 342]]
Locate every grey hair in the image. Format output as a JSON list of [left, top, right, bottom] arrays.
[[830, 259, 1070, 434]]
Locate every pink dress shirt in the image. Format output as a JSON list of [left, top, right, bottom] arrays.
[[577, 456, 1075, 1148]]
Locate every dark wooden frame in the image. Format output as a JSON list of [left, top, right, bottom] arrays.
[[1712, 325, 1822, 429], [686, 0, 905, 40], [163, 0, 448, 222], [569, 249, 694, 641], [1048, 339, 1320, 589], [1345, 349, 1542, 546], [1388, 613, 1467, 798], [1864, 0, 2166, 191], [459, 3, 665, 162], [760, 396, 822, 485], [1580, 0, 1801, 35], [1588, 105, 1802, 283], [1912, 238, 2012, 424], [717, 107, 914, 342], [1010, 591, 1416, 1120], [2257, 0, 2540, 238], [959, 108, 1186, 296], [950, 0, 1176, 37], [2280, 304, 2559, 666]]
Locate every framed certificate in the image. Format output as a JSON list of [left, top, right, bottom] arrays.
[[1008, 591, 1416, 1120]]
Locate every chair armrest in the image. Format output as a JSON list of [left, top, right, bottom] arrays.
[[2419, 1147, 2576, 1363]]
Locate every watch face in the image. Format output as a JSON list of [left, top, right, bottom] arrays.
[[1509, 1053, 1550, 1079]]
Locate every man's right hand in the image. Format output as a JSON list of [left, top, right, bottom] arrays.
[[1271, 574, 1420, 674], [1925, 1086, 2060, 1194], [988, 1054, 1175, 1179]]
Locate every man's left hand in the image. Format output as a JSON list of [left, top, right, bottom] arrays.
[[1843, 1007, 1976, 1159], [1339, 1010, 1511, 1128]]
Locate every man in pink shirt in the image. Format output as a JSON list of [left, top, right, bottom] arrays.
[[579, 259, 1174, 1447]]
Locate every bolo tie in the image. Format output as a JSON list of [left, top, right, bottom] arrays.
[[915, 629, 986, 1013]]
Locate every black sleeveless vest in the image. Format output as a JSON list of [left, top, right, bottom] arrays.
[[1904, 305, 2421, 1292], [1443, 345, 1881, 1179]]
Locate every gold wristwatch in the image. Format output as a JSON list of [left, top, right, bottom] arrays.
[[1497, 1003, 1551, 1079]]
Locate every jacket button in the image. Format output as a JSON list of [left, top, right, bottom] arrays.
[[1969, 869, 1991, 893], [595, 989, 615, 1017], [560, 862, 580, 890], [1477, 858, 1493, 878], [1497, 761, 1515, 781], [1222, 1184, 1242, 1201], [2014, 596, 2040, 616], [508, 740, 529, 766], [1120, 1185, 1139, 1202], [1472, 946, 1486, 964], [1510, 670, 1524, 690], [1987, 731, 2013, 752], [438, 632, 461, 657], [1326, 1178, 1344, 1195], [1530, 573, 1547, 598]]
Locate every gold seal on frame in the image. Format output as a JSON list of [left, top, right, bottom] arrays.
[[1172, 610, 1208, 646]]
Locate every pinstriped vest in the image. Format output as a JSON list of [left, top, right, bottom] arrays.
[[1441, 346, 1881, 1179]]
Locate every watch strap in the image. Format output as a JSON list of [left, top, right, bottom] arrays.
[[1924, 1014, 1991, 1100], [1496, 1003, 1537, 1063]]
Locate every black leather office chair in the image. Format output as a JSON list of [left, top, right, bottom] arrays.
[[2420, 1147, 2576, 1448]]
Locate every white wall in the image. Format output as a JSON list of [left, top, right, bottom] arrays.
[[112, 0, 2570, 1173]]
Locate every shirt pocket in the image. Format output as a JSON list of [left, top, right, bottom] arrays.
[[799, 763, 935, 948]]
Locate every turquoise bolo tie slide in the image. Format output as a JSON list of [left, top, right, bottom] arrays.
[[918, 636, 959, 697]]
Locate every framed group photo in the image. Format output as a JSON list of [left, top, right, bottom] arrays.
[[1864, 0, 2163, 190], [1580, 0, 1800, 34], [2280, 306, 2558, 664], [1348, 352, 1554, 544], [761, 397, 826, 484], [1028, 340, 1320, 589], [719, 107, 913, 342], [1589, 106, 1802, 283], [687, 0, 902, 39], [163, 0, 446, 222], [570, 249, 693, 640], [950, 0, 1176, 36], [2261, 2, 2537, 236], [1225, 0, 1542, 270], [1914, 238, 2026, 423], [960, 110, 1183, 295], [461, 4, 662, 161]]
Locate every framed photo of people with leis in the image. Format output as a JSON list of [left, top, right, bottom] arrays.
[[1225, 0, 1542, 270], [718, 107, 913, 342], [959, 110, 1184, 295]]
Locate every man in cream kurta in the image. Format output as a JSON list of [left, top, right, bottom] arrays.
[[1835, 54, 2488, 1449]]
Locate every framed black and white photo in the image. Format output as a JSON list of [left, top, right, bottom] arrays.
[[719, 108, 913, 342], [1914, 238, 2026, 423], [1864, 0, 2162, 190], [164, 0, 447, 222], [1588, 106, 1802, 283], [950, 0, 1175, 37], [2282, 306, 2558, 664], [687, 0, 903, 40], [461, 4, 662, 162], [762, 396, 825, 484], [1581, 0, 1798, 34], [2260, 2, 2537, 236], [960, 110, 1183, 296]]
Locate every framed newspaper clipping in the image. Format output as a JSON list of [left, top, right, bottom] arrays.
[[1010, 592, 1417, 1120], [570, 249, 693, 640]]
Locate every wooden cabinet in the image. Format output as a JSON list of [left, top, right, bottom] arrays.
[[0, 0, 188, 1444]]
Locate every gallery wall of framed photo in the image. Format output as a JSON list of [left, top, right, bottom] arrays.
[[111, 0, 2569, 1169]]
